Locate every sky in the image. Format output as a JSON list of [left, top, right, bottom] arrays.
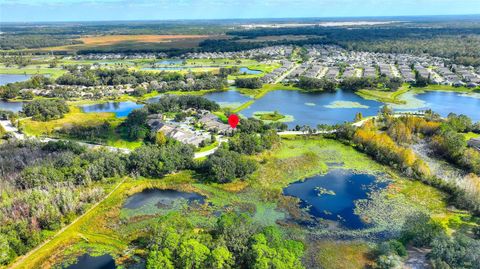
[[0, 0, 479, 22]]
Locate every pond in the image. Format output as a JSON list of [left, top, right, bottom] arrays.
[[241, 89, 384, 128], [123, 189, 205, 210], [283, 169, 388, 229], [80, 101, 144, 117], [146, 95, 161, 103], [395, 91, 480, 122], [156, 59, 185, 65], [203, 88, 253, 108], [239, 67, 262, 75], [0, 100, 24, 112], [63, 254, 115, 269], [0, 74, 31, 85]]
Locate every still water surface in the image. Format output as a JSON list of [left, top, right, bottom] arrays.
[[64, 254, 115, 269], [283, 169, 388, 229]]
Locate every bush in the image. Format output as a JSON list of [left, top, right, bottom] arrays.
[[400, 213, 445, 247], [234, 78, 262, 89], [429, 233, 480, 268], [202, 148, 257, 183], [228, 130, 279, 155]]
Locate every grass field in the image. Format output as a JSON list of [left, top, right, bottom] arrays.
[[251, 83, 302, 98], [0, 65, 66, 78], [254, 111, 286, 121], [356, 84, 411, 104], [196, 141, 219, 153], [310, 240, 375, 269], [418, 84, 475, 93]]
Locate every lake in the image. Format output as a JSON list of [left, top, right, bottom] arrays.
[[203, 88, 253, 108], [64, 254, 115, 269], [283, 169, 388, 229], [0, 100, 24, 112], [239, 67, 262, 75], [0, 74, 31, 86], [241, 90, 384, 128], [80, 101, 144, 117], [396, 91, 480, 122], [82, 89, 480, 123], [123, 189, 205, 210]]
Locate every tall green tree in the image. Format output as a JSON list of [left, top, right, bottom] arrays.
[[178, 239, 210, 269]]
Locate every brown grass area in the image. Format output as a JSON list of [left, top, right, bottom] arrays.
[[79, 34, 210, 45], [41, 34, 222, 52], [307, 240, 375, 269]]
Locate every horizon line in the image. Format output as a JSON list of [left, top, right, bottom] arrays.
[[1, 13, 480, 24]]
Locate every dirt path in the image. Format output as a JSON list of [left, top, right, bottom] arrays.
[[403, 247, 431, 269]]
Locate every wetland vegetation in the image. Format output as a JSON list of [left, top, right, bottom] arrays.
[[1, 16, 480, 269]]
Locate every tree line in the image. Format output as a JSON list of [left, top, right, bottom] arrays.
[[296, 76, 403, 92]]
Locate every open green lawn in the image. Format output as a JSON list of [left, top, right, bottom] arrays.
[[195, 140, 218, 153], [355, 84, 478, 105], [356, 84, 410, 104], [417, 84, 476, 93], [0, 65, 66, 78], [237, 83, 301, 99], [254, 111, 286, 121]]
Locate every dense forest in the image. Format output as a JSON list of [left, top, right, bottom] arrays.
[[0, 35, 82, 50], [144, 212, 305, 269]]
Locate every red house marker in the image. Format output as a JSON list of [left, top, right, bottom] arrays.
[[228, 114, 240, 129]]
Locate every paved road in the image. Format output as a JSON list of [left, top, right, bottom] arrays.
[[0, 119, 223, 158], [194, 137, 227, 159], [274, 63, 300, 84]]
